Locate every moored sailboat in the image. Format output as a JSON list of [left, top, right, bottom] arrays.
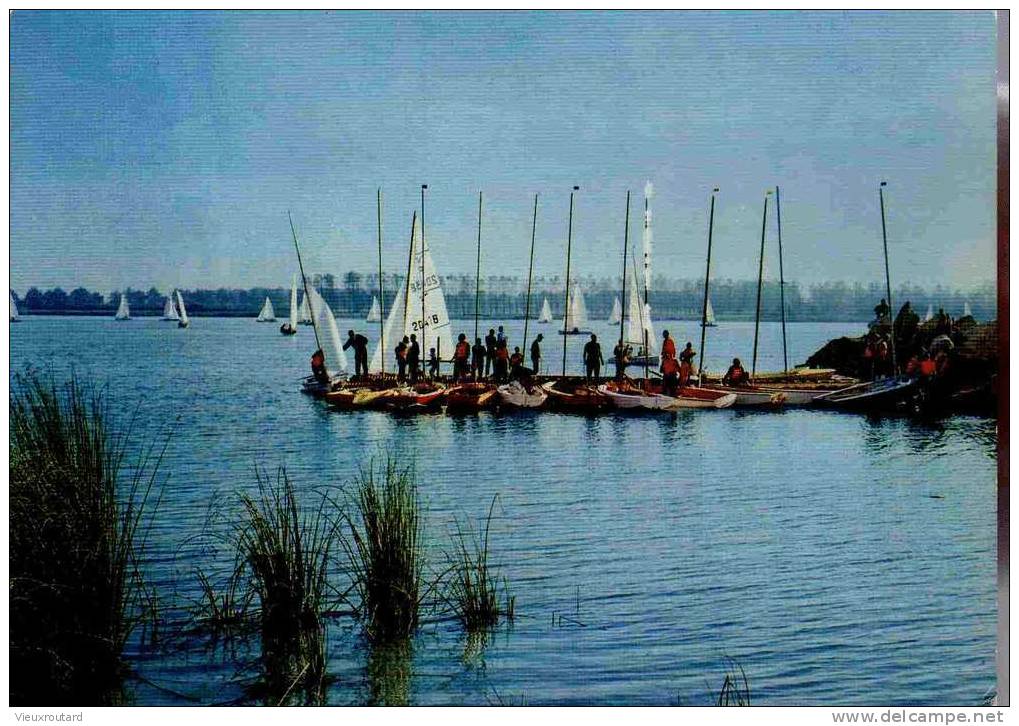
[[256, 296, 276, 322]]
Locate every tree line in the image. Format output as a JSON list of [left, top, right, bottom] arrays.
[[13, 276, 995, 322]]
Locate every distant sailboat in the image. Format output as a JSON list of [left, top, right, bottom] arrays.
[[607, 296, 622, 324], [366, 295, 381, 323], [369, 212, 454, 372], [115, 294, 130, 321], [162, 292, 180, 321], [256, 296, 276, 322], [538, 297, 553, 324], [281, 275, 298, 335], [10, 292, 19, 322], [297, 293, 313, 325], [559, 283, 591, 335], [964, 302, 973, 318], [175, 290, 190, 328], [702, 298, 718, 327], [924, 304, 934, 323]]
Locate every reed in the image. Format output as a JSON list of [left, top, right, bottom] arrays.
[[343, 459, 423, 642], [715, 658, 751, 706], [444, 495, 513, 631], [192, 558, 255, 638], [236, 468, 339, 704], [9, 373, 161, 705]]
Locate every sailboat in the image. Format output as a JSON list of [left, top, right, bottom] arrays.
[[115, 294, 130, 321], [538, 297, 553, 324], [10, 292, 19, 323], [559, 283, 591, 335], [281, 275, 298, 335], [256, 296, 276, 322], [963, 302, 973, 318], [365, 295, 381, 323], [175, 290, 190, 328], [303, 285, 349, 388], [369, 211, 454, 380], [162, 293, 179, 321], [297, 293, 313, 325], [703, 298, 718, 327], [625, 256, 659, 367], [607, 296, 622, 324], [923, 304, 934, 323]]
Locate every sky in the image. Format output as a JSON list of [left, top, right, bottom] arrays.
[[10, 10, 998, 295]]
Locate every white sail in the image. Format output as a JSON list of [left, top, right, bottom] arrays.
[[608, 296, 622, 324], [538, 297, 553, 323], [162, 293, 179, 320], [924, 304, 933, 323], [963, 302, 972, 318], [706, 298, 717, 325], [115, 294, 130, 321], [298, 293, 312, 324], [10, 292, 19, 322], [625, 258, 657, 355], [370, 213, 454, 372], [306, 286, 348, 378], [175, 290, 189, 326], [366, 295, 381, 323], [256, 296, 276, 322], [289, 275, 299, 329], [563, 283, 589, 331]]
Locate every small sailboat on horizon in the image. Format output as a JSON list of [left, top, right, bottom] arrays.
[[558, 283, 591, 335], [175, 290, 190, 328], [281, 275, 298, 335], [365, 294, 381, 323], [297, 293, 313, 325], [607, 296, 622, 325], [702, 298, 718, 327], [538, 297, 553, 324], [10, 292, 20, 323], [162, 293, 180, 321], [924, 304, 934, 323], [256, 296, 276, 322], [115, 294, 131, 321]]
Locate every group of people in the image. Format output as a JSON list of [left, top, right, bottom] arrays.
[[448, 326, 546, 383]]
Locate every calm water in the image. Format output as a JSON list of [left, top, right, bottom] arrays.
[[10, 316, 998, 706]]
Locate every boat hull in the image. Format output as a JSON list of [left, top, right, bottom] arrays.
[[699, 386, 786, 407], [813, 378, 918, 412], [497, 382, 548, 408], [445, 384, 498, 412], [542, 381, 609, 412], [596, 384, 678, 411]]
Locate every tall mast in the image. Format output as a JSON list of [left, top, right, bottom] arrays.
[[751, 190, 772, 382], [642, 185, 650, 384], [474, 190, 483, 344], [561, 185, 579, 377], [377, 188, 385, 375], [522, 193, 539, 355], [618, 191, 630, 364], [403, 212, 416, 336], [879, 181, 896, 374], [698, 188, 719, 379], [289, 211, 323, 355], [420, 184, 428, 366], [775, 185, 788, 373]]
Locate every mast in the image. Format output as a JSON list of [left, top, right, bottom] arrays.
[[561, 185, 579, 376], [751, 190, 771, 382], [698, 188, 719, 379], [642, 186, 650, 384], [377, 188, 385, 375], [879, 181, 896, 374], [522, 193, 538, 355], [474, 190, 483, 344], [619, 191, 630, 378], [403, 212, 416, 336], [289, 211, 323, 355], [775, 185, 788, 373], [421, 184, 428, 366]]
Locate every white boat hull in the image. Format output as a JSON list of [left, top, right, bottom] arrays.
[[701, 387, 786, 406], [497, 382, 547, 408], [597, 385, 676, 411]]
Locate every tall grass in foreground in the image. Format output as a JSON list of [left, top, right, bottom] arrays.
[[344, 459, 423, 642], [236, 468, 339, 705], [445, 495, 514, 632], [9, 374, 161, 705], [715, 658, 751, 706]]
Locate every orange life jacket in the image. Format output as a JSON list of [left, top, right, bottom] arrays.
[[920, 359, 936, 376], [455, 341, 470, 359], [662, 338, 676, 359], [661, 357, 680, 376]]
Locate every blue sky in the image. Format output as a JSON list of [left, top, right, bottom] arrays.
[[10, 10, 997, 294]]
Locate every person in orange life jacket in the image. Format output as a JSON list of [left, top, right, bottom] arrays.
[[471, 337, 486, 380], [723, 358, 749, 386], [453, 333, 471, 381], [678, 341, 696, 387], [395, 337, 408, 382], [661, 355, 681, 396], [509, 346, 525, 380], [493, 340, 510, 382], [311, 348, 329, 385], [661, 330, 677, 362], [407, 334, 421, 384], [343, 330, 370, 378], [428, 347, 440, 379], [530, 333, 543, 374]]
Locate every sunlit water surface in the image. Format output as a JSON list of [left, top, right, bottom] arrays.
[[10, 316, 997, 706]]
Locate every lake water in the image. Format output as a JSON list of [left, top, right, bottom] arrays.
[[9, 316, 998, 706]]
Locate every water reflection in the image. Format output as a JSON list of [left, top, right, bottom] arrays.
[[365, 638, 413, 706]]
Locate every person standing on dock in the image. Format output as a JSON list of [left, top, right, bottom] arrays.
[[661, 354, 680, 396], [407, 334, 421, 384], [679, 342, 696, 387], [510, 346, 524, 380], [453, 333, 471, 381], [584, 334, 604, 381], [661, 330, 677, 362], [613, 339, 629, 381], [428, 347, 440, 379], [873, 298, 891, 326], [530, 333, 543, 375], [493, 339, 509, 382], [485, 328, 497, 377], [395, 337, 408, 382], [343, 330, 370, 379], [497, 325, 507, 345], [471, 337, 486, 380]]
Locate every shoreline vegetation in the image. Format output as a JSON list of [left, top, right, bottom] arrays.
[[11, 278, 995, 323]]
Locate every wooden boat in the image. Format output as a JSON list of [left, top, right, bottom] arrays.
[[542, 379, 609, 412], [596, 381, 679, 411], [640, 381, 738, 409], [350, 387, 395, 408], [701, 367, 838, 385], [379, 383, 446, 412], [699, 385, 786, 407], [497, 380, 548, 408], [445, 383, 497, 412], [812, 377, 918, 412], [755, 379, 852, 405]]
